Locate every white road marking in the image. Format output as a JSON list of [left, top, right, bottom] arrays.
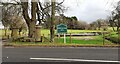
[[30, 58, 120, 63]]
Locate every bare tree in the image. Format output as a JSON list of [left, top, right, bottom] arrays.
[[49, 0, 56, 42], [107, 16, 116, 31], [1, 0, 65, 42], [21, 0, 37, 38], [1, 2, 23, 36], [110, 1, 120, 31]]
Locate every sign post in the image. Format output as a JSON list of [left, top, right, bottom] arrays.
[[64, 34, 66, 44], [57, 24, 67, 44]]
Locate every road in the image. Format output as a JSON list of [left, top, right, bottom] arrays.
[[2, 47, 120, 64]]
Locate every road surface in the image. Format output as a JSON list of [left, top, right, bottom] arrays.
[[2, 47, 120, 64]]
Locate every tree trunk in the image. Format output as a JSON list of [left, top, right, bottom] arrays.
[[50, 0, 56, 42], [11, 28, 19, 41], [112, 27, 115, 32], [28, 21, 36, 38], [21, 1, 37, 38], [4, 27, 7, 36], [27, 1, 37, 38], [117, 27, 120, 31]]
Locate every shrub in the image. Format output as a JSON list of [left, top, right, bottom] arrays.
[[106, 37, 120, 44]]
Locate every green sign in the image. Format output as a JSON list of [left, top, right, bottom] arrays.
[[57, 24, 67, 33]]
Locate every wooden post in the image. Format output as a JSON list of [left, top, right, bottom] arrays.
[[42, 34, 44, 42], [58, 34, 61, 43], [103, 32, 105, 45], [64, 34, 66, 44], [4, 28, 7, 36], [57, 34, 60, 43], [70, 33, 72, 43], [118, 29, 120, 44], [7, 35, 9, 39]]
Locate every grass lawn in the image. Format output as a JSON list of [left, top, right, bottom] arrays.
[[1, 28, 117, 46], [41, 29, 104, 36], [54, 36, 113, 45], [0, 27, 117, 36], [1, 29, 103, 37], [3, 35, 117, 47], [107, 27, 117, 31]]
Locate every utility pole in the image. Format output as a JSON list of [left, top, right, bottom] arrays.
[[50, 0, 56, 42]]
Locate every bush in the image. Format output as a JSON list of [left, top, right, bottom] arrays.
[[106, 37, 120, 44]]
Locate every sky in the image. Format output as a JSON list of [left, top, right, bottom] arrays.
[[0, 0, 120, 28], [61, 0, 120, 23]]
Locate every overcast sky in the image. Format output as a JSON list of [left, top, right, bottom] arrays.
[[61, 0, 120, 23], [0, 0, 120, 28]]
